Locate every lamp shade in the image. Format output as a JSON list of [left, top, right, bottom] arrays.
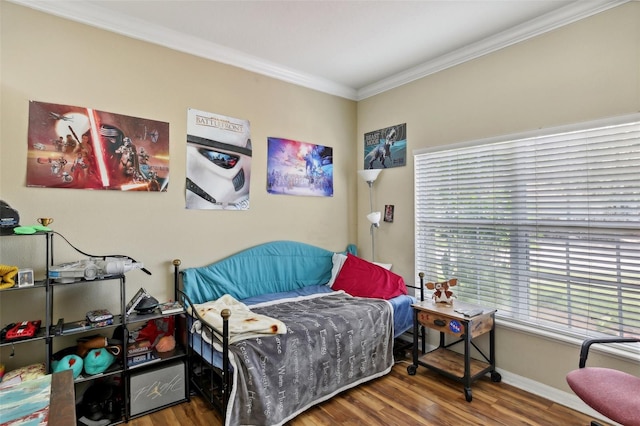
[[367, 211, 381, 226], [358, 169, 382, 183]]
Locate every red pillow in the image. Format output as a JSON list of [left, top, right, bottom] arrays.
[[332, 253, 407, 299]]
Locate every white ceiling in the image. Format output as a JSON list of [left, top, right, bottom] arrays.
[[11, 0, 628, 100]]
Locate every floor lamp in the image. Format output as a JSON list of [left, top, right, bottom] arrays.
[[358, 169, 382, 261]]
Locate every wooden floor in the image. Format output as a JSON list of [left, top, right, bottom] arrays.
[[129, 357, 606, 426]]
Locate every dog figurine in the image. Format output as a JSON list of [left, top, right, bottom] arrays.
[[426, 278, 458, 304]]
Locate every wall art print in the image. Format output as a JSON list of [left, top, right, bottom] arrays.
[[26, 101, 169, 191], [267, 137, 333, 197], [186, 108, 252, 210], [384, 204, 395, 223], [363, 123, 407, 169]]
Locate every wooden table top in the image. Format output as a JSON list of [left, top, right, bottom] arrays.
[[49, 370, 76, 426], [412, 299, 496, 320]]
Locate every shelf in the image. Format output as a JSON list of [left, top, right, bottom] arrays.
[[0, 231, 51, 238], [419, 347, 490, 379], [126, 310, 162, 324], [0, 326, 47, 347], [48, 273, 125, 286], [127, 347, 186, 371], [73, 362, 125, 384], [0, 280, 47, 292], [126, 307, 184, 324], [54, 315, 123, 336]]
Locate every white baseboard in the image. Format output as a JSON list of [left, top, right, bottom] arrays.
[[395, 331, 620, 425], [498, 369, 621, 426]]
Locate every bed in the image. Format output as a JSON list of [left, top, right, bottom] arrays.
[[173, 240, 418, 426]]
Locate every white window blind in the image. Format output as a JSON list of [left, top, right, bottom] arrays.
[[415, 116, 640, 345]]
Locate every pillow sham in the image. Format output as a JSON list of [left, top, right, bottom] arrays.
[[373, 262, 392, 270], [331, 253, 407, 299], [327, 253, 348, 286], [0, 363, 46, 389]]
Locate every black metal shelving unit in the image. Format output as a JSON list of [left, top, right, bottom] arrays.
[[1, 232, 188, 423]]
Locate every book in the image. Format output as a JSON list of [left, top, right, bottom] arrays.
[[86, 309, 113, 322], [62, 318, 114, 334], [89, 318, 114, 328], [127, 351, 159, 367], [127, 339, 152, 356], [157, 301, 184, 315], [454, 307, 484, 317], [62, 320, 91, 334], [125, 287, 149, 315]]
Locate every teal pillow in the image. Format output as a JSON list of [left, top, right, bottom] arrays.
[[183, 240, 345, 303], [52, 354, 83, 379], [83, 348, 115, 375]]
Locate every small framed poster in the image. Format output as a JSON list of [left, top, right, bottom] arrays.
[[384, 205, 395, 223], [363, 123, 406, 169], [17, 268, 34, 287]]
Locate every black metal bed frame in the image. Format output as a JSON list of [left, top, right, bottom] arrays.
[[172, 260, 427, 423], [173, 259, 232, 423]]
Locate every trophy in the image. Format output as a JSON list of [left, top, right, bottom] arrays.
[[37, 217, 54, 227]]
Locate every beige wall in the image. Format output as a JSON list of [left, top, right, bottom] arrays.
[[358, 2, 640, 393], [0, 3, 356, 368], [1, 0, 639, 399]]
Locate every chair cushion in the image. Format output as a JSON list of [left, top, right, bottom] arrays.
[[566, 367, 640, 426]]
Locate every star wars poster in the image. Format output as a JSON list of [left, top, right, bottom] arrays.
[[186, 109, 252, 210], [26, 100, 169, 191], [267, 137, 333, 197], [363, 123, 407, 169]]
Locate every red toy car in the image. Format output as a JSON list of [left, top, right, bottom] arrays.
[[4, 320, 41, 341]]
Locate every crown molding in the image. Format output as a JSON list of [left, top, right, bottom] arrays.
[[356, 0, 630, 100], [9, 0, 629, 102], [8, 0, 358, 100]]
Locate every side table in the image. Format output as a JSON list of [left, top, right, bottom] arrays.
[[407, 300, 501, 401]]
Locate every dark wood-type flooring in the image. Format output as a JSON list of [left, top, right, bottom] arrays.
[[129, 358, 606, 426]]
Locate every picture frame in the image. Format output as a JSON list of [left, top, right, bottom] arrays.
[[384, 205, 395, 223], [17, 268, 34, 287]]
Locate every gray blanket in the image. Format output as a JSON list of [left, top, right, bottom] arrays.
[[225, 292, 394, 426]]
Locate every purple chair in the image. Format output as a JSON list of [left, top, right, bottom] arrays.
[[566, 337, 640, 426]]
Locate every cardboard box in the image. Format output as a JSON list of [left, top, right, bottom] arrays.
[[129, 361, 186, 416]]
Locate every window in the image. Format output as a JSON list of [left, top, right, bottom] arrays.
[[414, 115, 640, 350]]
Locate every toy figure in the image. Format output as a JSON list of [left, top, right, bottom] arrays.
[[426, 278, 458, 304]]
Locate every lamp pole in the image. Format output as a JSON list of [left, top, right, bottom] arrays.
[[368, 180, 375, 261], [358, 169, 382, 262]]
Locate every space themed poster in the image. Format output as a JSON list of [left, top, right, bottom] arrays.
[[363, 123, 407, 169], [26, 100, 169, 191], [266, 137, 333, 197]]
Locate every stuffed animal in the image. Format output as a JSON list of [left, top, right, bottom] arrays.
[[155, 335, 176, 353], [52, 337, 121, 378], [426, 278, 458, 304], [132, 316, 174, 348], [83, 348, 116, 375], [52, 354, 83, 378], [0, 264, 19, 289]]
